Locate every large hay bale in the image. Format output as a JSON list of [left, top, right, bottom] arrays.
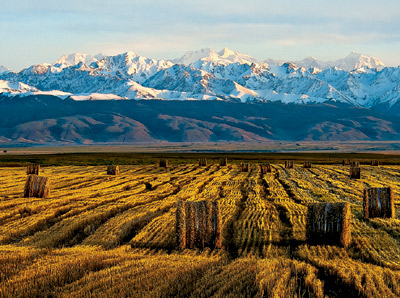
[[219, 158, 228, 166], [349, 166, 361, 179], [306, 202, 351, 247], [304, 161, 312, 169], [26, 163, 40, 175], [285, 160, 293, 169], [159, 159, 168, 168], [24, 175, 50, 198], [107, 165, 119, 175], [176, 200, 222, 250], [363, 187, 395, 219], [261, 163, 272, 174], [199, 158, 207, 166], [371, 160, 380, 166], [240, 163, 250, 172]]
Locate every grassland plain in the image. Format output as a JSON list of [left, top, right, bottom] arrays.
[[1, 155, 400, 297]]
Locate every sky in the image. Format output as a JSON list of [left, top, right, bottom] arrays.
[[1, 0, 400, 71]]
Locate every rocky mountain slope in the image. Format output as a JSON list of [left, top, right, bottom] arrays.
[[0, 48, 398, 108]]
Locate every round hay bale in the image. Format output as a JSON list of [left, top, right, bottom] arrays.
[[349, 166, 361, 179], [107, 165, 119, 175], [261, 163, 272, 174], [177, 200, 222, 250], [26, 163, 40, 175], [306, 202, 351, 247], [24, 175, 50, 198], [199, 158, 207, 167], [159, 159, 168, 168], [285, 160, 293, 169], [363, 187, 395, 219]]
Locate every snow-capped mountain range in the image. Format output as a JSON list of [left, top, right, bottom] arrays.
[[0, 47, 398, 108]]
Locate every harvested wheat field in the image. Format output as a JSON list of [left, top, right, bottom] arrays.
[[1, 161, 400, 297]]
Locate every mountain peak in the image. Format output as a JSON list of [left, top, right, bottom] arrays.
[[218, 47, 237, 58], [173, 48, 215, 65], [334, 51, 386, 71], [55, 53, 98, 66]]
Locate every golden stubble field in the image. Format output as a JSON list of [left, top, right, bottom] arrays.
[[1, 162, 400, 297]]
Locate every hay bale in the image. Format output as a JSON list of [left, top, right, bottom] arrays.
[[285, 160, 293, 169], [107, 165, 119, 175], [304, 161, 312, 169], [26, 163, 40, 175], [371, 160, 379, 166], [24, 175, 50, 198], [306, 202, 351, 247], [349, 166, 361, 179], [240, 163, 250, 172], [159, 159, 168, 168], [219, 158, 228, 166], [261, 163, 272, 174], [176, 200, 221, 250], [363, 187, 395, 219], [199, 158, 207, 166]]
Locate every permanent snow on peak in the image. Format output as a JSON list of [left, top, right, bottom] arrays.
[[330, 52, 386, 71], [94, 52, 173, 84], [173, 48, 214, 65], [55, 53, 99, 67], [175, 47, 258, 66], [295, 57, 328, 70], [0, 80, 37, 93]]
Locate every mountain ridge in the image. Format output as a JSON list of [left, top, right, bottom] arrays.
[[1, 95, 399, 145], [0, 48, 397, 108]]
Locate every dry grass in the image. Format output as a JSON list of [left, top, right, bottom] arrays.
[[0, 163, 400, 297]]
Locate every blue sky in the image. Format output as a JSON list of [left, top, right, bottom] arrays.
[[1, 0, 400, 71]]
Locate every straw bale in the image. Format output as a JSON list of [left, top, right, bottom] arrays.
[[363, 187, 395, 219], [304, 161, 312, 169], [349, 166, 361, 179], [261, 164, 272, 174], [24, 175, 50, 198], [241, 163, 250, 172], [159, 159, 168, 168], [107, 165, 119, 175], [306, 202, 351, 247], [199, 158, 207, 166], [26, 163, 40, 175], [371, 160, 379, 166], [285, 160, 293, 169], [176, 200, 221, 249]]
